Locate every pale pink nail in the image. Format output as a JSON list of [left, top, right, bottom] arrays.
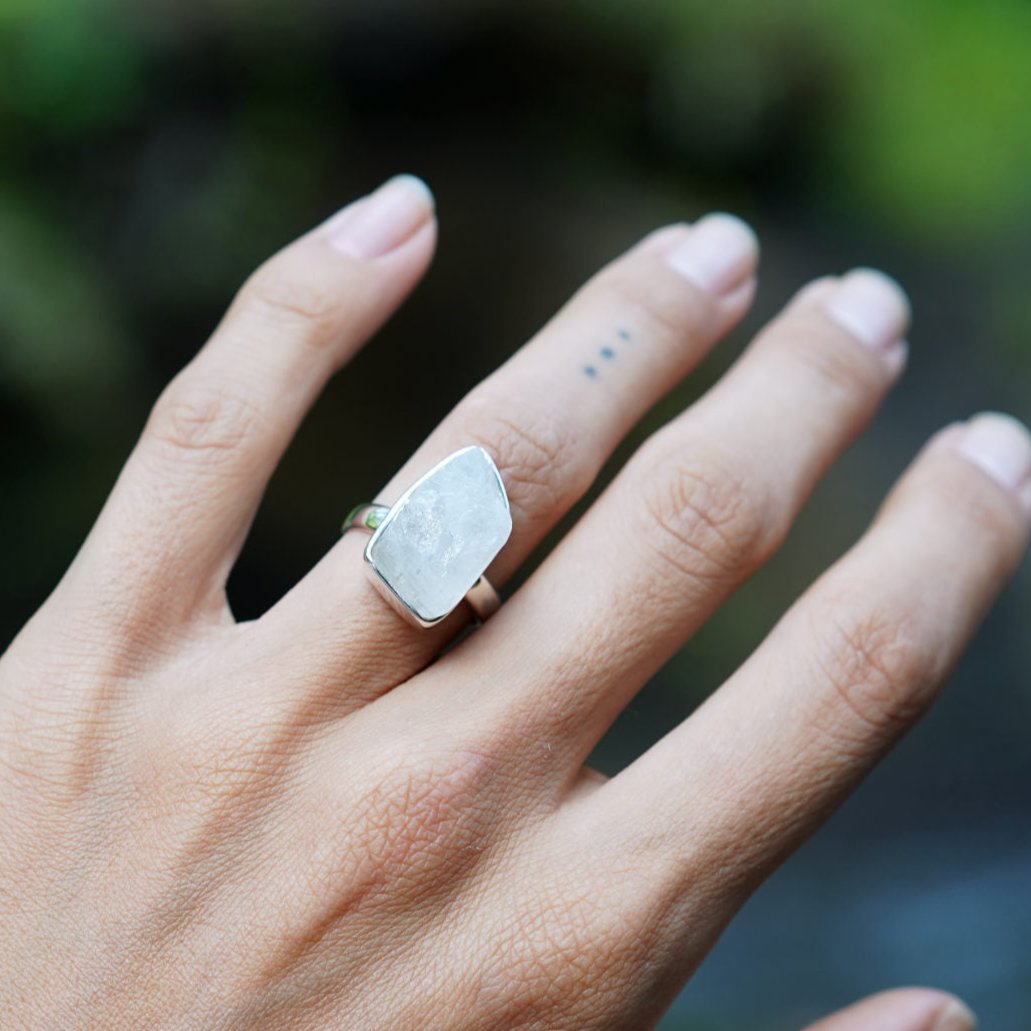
[[823, 268, 911, 350], [956, 412, 1031, 495], [329, 174, 435, 260], [931, 998, 977, 1031], [664, 213, 759, 295]]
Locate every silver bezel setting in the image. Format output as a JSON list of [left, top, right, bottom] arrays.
[[361, 446, 511, 628]]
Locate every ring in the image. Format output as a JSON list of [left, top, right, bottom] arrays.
[[342, 446, 512, 628]]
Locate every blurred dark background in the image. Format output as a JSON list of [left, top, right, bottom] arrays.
[[2, 1, 1031, 1027]]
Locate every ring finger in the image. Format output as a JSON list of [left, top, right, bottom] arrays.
[[257, 214, 760, 705]]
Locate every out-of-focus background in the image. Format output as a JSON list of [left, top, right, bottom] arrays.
[[2, 0, 1030, 1026]]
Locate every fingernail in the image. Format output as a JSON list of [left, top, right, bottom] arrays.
[[932, 998, 977, 1031], [665, 213, 759, 295], [823, 268, 911, 350], [329, 174, 435, 259], [956, 412, 1031, 495]]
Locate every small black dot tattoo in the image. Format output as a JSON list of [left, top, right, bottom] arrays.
[[584, 365, 598, 378], [617, 328, 632, 342], [600, 345, 616, 360]]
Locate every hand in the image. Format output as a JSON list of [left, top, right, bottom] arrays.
[[2, 174, 1025, 1030]]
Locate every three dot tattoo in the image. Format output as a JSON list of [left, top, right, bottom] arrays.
[[584, 328, 632, 379]]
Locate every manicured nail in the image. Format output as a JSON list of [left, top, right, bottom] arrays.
[[956, 412, 1031, 495], [823, 268, 911, 350], [329, 174, 435, 259], [665, 213, 759, 295], [931, 997, 977, 1031]]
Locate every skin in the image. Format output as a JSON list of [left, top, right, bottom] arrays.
[[1, 173, 1024, 1030]]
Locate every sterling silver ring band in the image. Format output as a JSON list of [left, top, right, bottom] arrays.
[[342, 446, 512, 629]]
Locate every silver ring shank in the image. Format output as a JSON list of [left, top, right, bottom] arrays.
[[342, 503, 502, 624], [342, 503, 390, 535]]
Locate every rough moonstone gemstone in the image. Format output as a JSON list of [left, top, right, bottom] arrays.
[[365, 446, 512, 625]]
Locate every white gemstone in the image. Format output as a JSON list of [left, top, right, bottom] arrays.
[[366, 446, 512, 625]]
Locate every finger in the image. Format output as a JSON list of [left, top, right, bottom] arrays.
[[65, 175, 437, 635], [607, 413, 1030, 925], [257, 214, 759, 701], [803, 989, 976, 1031], [438, 268, 909, 760]]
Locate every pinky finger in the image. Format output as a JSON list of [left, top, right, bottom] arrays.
[[803, 988, 976, 1031]]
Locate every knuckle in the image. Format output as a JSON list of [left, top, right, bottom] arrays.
[[0, 696, 108, 808], [325, 737, 500, 889], [455, 393, 586, 525], [603, 262, 714, 343], [239, 258, 345, 349], [127, 694, 310, 838], [146, 376, 262, 461], [783, 318, 882, 404], [484, 879, 650, 1027], [637, 445, 772, 589], [814, 600, 929, 739], [934, 467, 1028, 575]]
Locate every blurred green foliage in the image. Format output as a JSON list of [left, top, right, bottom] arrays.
[[0, 189, 130, 426], [0, 0, 144, 132], [2, 0, 1031, 429], [3, 0, 1030, 436], [576, 0, 1031, 239]]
